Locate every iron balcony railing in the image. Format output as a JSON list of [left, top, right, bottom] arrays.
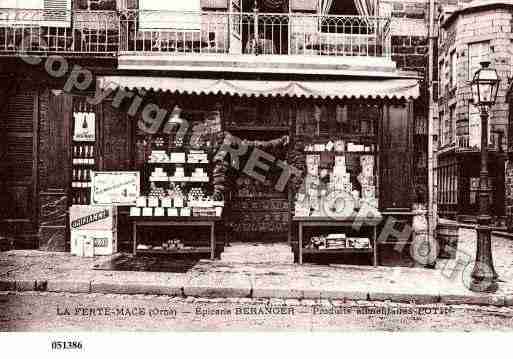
[[455, 133, 503, 152], [0, 9, 119, 56], [0, 8, 391, 58]]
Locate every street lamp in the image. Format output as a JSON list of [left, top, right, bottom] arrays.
[[469, 61, 500, 292]]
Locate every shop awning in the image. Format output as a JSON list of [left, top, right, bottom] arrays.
[[98, 76, 419, 100]]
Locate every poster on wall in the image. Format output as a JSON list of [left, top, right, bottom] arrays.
[[91, 171, 140, 206], [73, 112, 96, 142]]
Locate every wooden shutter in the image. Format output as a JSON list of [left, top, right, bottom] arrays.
[[43, 0, 71, 27], [0, 90, 38, 230], [379, 102, 413, 210]]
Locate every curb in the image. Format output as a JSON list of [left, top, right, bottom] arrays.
[[1, 278, 510, 307]]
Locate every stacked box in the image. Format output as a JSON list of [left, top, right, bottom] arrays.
[[69, 205, 118, 256]]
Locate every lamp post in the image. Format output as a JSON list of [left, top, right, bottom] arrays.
[[469, 61, 501, 292]]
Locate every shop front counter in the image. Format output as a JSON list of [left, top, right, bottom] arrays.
[[130, 216, 222, 260], [293, 216, 382, 266]]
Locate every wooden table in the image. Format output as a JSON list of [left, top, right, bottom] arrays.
[[131, 216, 222, 260], [293, 216, 382, 266]]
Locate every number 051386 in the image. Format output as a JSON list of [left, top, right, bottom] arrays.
[[51, 341, 83, 350]]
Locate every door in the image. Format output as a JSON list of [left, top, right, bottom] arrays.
[[0, 88, 39, 243], [380, 102, 414, 210]]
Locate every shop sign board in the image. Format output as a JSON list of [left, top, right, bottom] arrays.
[[91, 171, 140, 206], [69, 205, 118, 231], [73, 112, 96, 142]]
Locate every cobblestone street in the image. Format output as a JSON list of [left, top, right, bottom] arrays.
[[2, 291, 513, 331]]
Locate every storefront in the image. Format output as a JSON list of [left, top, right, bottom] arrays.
[[55, 72, 420, 264]]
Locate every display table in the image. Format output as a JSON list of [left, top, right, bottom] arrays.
[[131, 216, 222, 260], [293, 216, 382, 266]]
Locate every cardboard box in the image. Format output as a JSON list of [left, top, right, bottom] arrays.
[[136, 197, 147, 207], [130, 207, 141, 216], [154, 208, 165, 216], [161, 197, 172, 208], [147, 197, 159, 207], [71, 230, 118, 256], [70, 205, 117, 231]]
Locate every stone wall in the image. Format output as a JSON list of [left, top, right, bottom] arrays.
[[437, 5, 511, 147]]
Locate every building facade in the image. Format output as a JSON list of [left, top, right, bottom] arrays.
[[435, 1, 513, 225], [0, 0, 433, 265]]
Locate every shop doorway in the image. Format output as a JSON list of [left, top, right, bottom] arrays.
[[225, 98, 290, 243]]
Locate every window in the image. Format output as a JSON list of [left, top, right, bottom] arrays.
[[320, 0, 367, 34], [449, 105, 455, 144], [450, 50, 457, 88], [0, 0, 71, 27], [139, 0, 201, 31], [468, 103, 491, 149], [468, 41, 490, 80]]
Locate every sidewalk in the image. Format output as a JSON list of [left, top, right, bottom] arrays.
[[1, 228, 513, 306]]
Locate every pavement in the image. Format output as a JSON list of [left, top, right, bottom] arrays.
[[1, 228, 513, 306]]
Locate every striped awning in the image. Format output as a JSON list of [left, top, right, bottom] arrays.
[[98, 76, 419, 100]]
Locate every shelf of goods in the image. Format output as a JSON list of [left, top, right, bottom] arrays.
[[293, 139, 381, 265], [130, 148, 223, 258], [71, 142, 97, 205]]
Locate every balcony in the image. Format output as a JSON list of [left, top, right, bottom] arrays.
[[119, 10, 391, 58], [0, 9, 119, 57], [454, 133, 504, 153], [0, 8, 391, 60]]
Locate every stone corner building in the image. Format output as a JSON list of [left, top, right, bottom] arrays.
[[435, 0, 513, 229]]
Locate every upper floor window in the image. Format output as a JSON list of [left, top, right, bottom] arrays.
[[321, 0, 376, 34], [450, 50, 457, 88], [468, 41, 490, 80], [139, 0, 201, 31]]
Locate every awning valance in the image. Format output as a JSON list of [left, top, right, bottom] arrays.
[[98, 76, 419, 100]]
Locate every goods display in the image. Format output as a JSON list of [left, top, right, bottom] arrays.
[[130, 149, 223, 218], [71, 142, 96, 205], [306, 234, 371, 250], [294, 140, 379, 218]]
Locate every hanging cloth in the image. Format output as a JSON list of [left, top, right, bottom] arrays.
[[319, 0, 334, 15], [354, 0, 377, 17]]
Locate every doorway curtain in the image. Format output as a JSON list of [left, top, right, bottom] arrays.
[[318, 0, 377, 16]]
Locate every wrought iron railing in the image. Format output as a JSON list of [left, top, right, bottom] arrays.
[[455, 133, 504, 152], [119, 10, 391, 57], [0, 8, 391, 58], [0, 9, 118, 56]]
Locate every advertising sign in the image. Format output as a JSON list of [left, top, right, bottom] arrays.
[[73, 112, 96, 142], [91, 171, 140, 205]]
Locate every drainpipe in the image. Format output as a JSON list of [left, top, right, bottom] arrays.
[[427, 0, 437, 240]]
